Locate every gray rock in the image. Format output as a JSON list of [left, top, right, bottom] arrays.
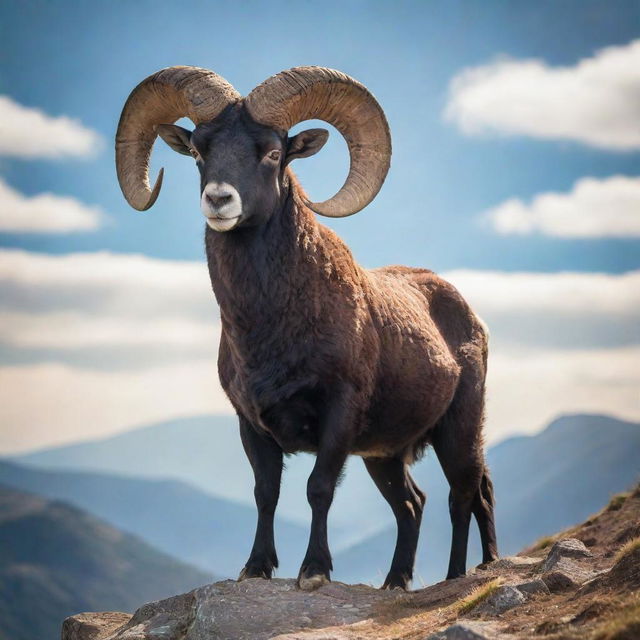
[[541, 557, 599, 592], [427, 620, 512, 639], [62, 579, 396, 640], [472, 585, 526, 616], [513, 579, 550, 596], [489, 556, 540, 570], [542, 538, 592, 572], [61, 613, 132, 640]]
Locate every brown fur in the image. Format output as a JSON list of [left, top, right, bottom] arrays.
[[160, 103, 497, 588], [207, 172, 497, 587]]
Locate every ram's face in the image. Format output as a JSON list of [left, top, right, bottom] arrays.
[[158, 105, 327, 233], [194, 107, 286, 232]]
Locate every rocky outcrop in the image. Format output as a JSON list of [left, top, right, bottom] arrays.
[[62, 487, 640, 640], [63, 579, 397, 640]]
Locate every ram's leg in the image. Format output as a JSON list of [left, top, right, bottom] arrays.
[[364, 457, 425, 590], [432, 369, 491, 580], [297, 387, 354, 591], [472, 470, 499, 565], [238, 415, 283, 580]]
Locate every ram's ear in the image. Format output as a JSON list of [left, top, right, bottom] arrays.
[[157, 124, 193, 156], [285, 128, 329, 166]]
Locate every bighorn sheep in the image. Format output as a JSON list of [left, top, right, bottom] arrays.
[[115, 66, 498, 590]]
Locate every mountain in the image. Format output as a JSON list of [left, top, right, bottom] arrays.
[[12, 413, 640, 585], [12, 414, 386, 549], [0, 461, 308, 579], [15, 415, 250, 503], [333, 413, 640, 585], [0, 485, 209, 640]]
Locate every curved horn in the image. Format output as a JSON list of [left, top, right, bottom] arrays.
[[116, 66, 240, 211], [245, 66, 391, 218]]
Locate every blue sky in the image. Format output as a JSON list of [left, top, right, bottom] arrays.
[[2, 0, 638, 270], [0, 0, 638, 452]]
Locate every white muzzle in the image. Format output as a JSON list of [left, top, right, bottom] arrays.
[[201, 182, 242, 232]]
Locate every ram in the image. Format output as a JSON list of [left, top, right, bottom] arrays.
[[116, 65, 498, 591]]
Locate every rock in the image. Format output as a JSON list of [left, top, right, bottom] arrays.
[[489, 556, 540, 570], [542, 569, 578, 592], [512, 579, 550, 596], [427, 620, 514, 639], [472, 585, 526, 616], [61, 612, 132, 640], [62, 579, 395, 640], [542, 538, 592, 572], [541, 557, 599, 592]]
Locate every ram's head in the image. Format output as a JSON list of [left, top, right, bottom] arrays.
[[116, 66, 391, 231]]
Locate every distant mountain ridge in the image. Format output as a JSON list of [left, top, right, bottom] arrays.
[[10, 413, 640, 586], [334, 413, 640, 585], [0, 485, 209, 640], [0, 460, 308, 579], [12, 414, 385, 548]]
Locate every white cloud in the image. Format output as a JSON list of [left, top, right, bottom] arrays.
[[444, 268, 640, 316], [0, 249, 638, 452], [483, 175, 640, 238], [0, 178, 105, 233], [444, 269, 640, 350], [0, 311, 216, 350], [0, 360, 232, 453], [0, 249, 227, 453], [0, 95, 102, 158], [485, 345, 640, 443], [0, 248, 215, 320], [444, 39, 640, 150], [0, 249, 218, 365]]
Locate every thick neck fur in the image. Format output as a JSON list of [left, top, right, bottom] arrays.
[[205, 170, 362, 351]]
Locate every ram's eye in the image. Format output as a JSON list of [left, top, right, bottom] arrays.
[[267, 149, 281, 162]]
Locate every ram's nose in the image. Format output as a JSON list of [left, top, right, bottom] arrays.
[[206, 191, 233, 210], [201, 182, 242, 232]]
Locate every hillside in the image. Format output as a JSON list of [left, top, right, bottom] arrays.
[[0, 460, 308, 579], [0, 485, 209, 640], [63, 484, 640, 640]]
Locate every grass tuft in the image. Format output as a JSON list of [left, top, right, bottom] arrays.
[[614, 536, 640, 565], [532, 535, 555, 551], [590, 596, 640, 640], [455, 578, 503, 615], [606, 492, 630, 512]]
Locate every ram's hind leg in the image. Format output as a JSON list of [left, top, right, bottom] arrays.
[[432, 369, 497, 579], [238, 415, 283, 580], [363, 456, 425, 590], [473, 471, 498, 565]]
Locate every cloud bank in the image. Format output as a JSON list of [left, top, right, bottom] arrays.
[[483, 175, 640, 238], [444, 39, 640, 150], [0, 249, 638, 452], [0, 95, 103, 159], [0, 249, 218, 363], [0, 178, 105, 233]]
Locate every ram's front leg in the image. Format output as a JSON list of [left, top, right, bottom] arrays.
[[297, 385, 354, 591], [238, 415, 283, 580]]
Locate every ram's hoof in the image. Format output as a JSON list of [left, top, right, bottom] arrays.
[[297, 573, 330, 591], [238, 566, 270, 581], [381, 577, 410, 591]]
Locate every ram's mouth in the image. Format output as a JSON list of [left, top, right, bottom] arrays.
[[205, 215, 241, 232]]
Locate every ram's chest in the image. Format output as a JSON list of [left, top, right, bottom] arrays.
[[219, 323, 330, 418]]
